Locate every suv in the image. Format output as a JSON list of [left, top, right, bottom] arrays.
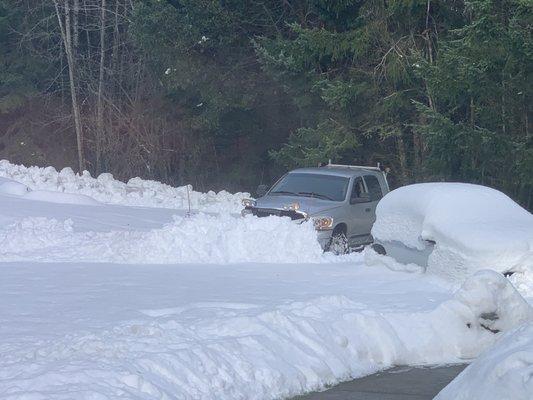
[[241, 163, 389, 253]]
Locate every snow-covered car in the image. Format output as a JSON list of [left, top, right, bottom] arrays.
[[241, 163, 390, 253], [371, 183, 533, 282]]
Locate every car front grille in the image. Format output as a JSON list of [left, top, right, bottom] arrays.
[[251, 207, 305, 221]]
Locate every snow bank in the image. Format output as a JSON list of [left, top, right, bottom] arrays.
[[0, 160, 248, 212], [509, 271, 533, 303], [0, 176, 101, 205], [372, 183, 533, 281], [0, 213, 340, 264], [0, 177, 30, 195], [1, 270, 530, 400], [24, 190, 101, 205], [436, 322, 533, 400]]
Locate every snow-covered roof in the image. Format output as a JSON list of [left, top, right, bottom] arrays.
[[372, 183, 533, 279]]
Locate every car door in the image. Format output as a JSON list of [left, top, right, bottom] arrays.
[[347, 176, 374, 245], [361, 174, 384, 229]]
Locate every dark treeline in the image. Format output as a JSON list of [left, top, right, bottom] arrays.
[[1, 0, 531, 207]]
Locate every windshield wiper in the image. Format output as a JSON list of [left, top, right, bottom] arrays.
[[297, 192, 334, 201], [270, 190, 298, 196]]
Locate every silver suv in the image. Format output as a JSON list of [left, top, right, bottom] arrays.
[[241, 163, 389, 253]]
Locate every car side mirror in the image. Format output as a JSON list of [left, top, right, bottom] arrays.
[[256, 184, 268, 198], [350, 193, 370, 204]]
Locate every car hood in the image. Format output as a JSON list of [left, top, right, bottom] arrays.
[[254, 195, 343, 216]]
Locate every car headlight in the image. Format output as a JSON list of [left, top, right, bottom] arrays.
[[313, 217, 334, 231], [283, 202, 300, 211], [242, 198, 256, 208]]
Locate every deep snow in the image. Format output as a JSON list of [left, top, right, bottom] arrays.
[[436, 322, 533, 400], [372, 183, 533, 284], [0, 160, 248, 212], [0, 176, 345, 265], [1, 262, 530, 400], [0, 213, 333, 265], [1, 161, 532, 399]]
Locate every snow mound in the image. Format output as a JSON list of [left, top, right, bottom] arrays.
[[1, 270, 530, 400], [24, 190, 101, 205], [0, 177, 30, 195], [0, 160, 248, 212], [372, 183, 533, 281], [0, 176, 101, 205], [0, 213, 342, 264], [509, 271, 533, 303], [436, 322, 533, 400], [450, 270, 533, 339], [385, 270, 533, 362]]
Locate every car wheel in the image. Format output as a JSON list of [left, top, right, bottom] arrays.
[[371, 243, 386, 255], [327, 231, 349, 255]]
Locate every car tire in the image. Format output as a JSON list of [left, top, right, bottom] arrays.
[[371, 243, 386, 255], [327, 231, 349, 255]]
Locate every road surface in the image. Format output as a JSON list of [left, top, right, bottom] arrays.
[[293, 364, 467, 400]]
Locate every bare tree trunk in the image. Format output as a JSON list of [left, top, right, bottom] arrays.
[[73, 0, 79, 49], [412, 131, 422, 179], [53, 0, 85, 172], [470, 97, 475, 127], [396, 135, 409, 184], [96, 0, 107, 174], [111, 0, 120, 78], [415, 0, 434, 176], [83, 0, 91, 59], [423, 0, 435, 109]]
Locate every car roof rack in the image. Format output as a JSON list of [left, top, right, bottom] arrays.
[[321, 160, 383, 172]]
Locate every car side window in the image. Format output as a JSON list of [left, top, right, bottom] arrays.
[[350, 177, 368, 203], [363, 175, 383, 202]]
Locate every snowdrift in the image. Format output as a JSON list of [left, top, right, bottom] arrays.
[[372, 183, 533, 282], [0, 169, 343, 265], [436, 322, 533, 400], [0, 160, 248, 212], [0, 177, 101, 206], [0, 213, 338, 264], [1, 270, 530, 400]]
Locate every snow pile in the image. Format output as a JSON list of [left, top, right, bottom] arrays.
[[0, 176, 102, 205], [436, 322, 533, 400], [384, 270, 533, 361], [509, 271, 533, 303], [0, 213, 337, 264], [1, 270, 530, 400], [24, 189, 100, 206], [0, 177, 30, 196], [372, 183, 533, 281], [0, 160, 248, 212], [449, 270, 533, 339]]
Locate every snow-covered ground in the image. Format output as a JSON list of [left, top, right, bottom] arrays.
[[1, 161, 532, 399], [2, 260, 530, 399]]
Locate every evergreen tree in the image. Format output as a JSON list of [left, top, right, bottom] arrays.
[[417, 0, 532, 207], [0, 0, 530, 206], [256, 1, 464, 186]]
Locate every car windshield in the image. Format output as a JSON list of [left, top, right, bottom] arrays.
[[269, 173, 349, 202]]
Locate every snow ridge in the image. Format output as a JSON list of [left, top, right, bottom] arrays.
[[0, 160, 248, 212], [1, 271, 530, 400], [0, 214, 340, 264]]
